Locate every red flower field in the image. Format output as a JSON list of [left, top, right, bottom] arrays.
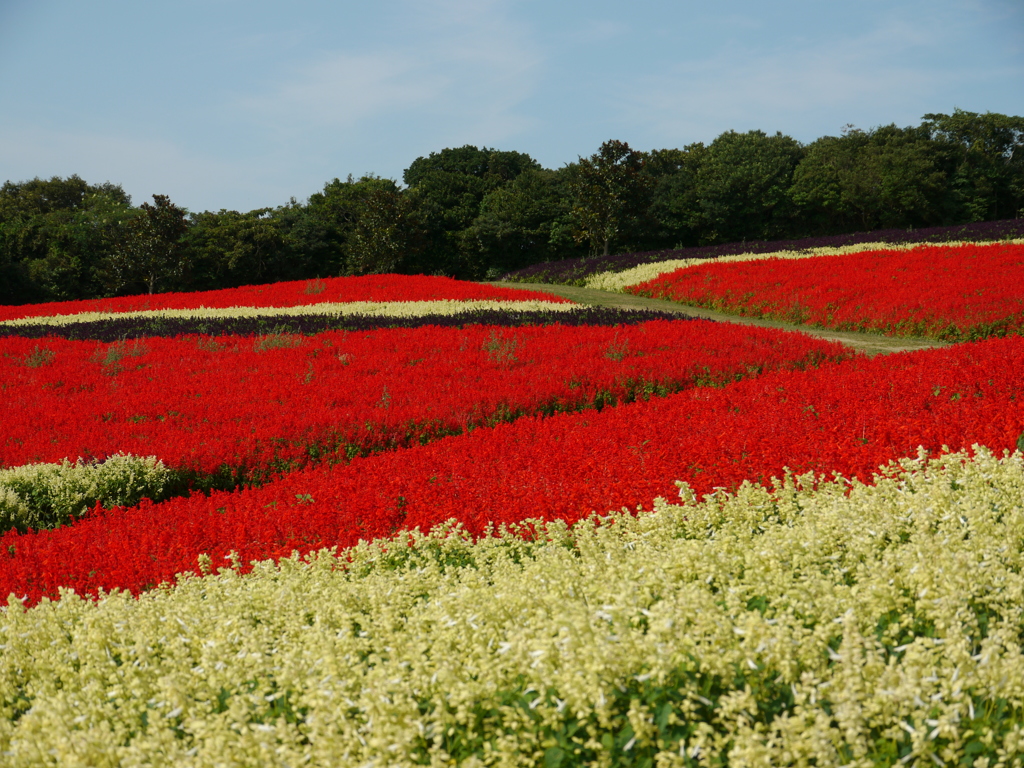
[[3, 334, 1022, 605], [627, 241, 1024, 341], [0, 321, 848, 479], [0, 273, 569, 323]]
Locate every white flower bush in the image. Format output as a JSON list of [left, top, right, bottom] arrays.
[[3, 447, 1024, 766], [0, 455, 173, 533]]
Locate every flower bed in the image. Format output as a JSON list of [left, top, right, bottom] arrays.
[[0, 320, 848, 483], [628, 241, 1024, 341], [0, 273, 570, 323], [5, 264, 1024, 766], [0, 304, 688, 342], [3, 448, 1023, 766], [3, 335, 1021, 605], [501, 217, 1024, 285]]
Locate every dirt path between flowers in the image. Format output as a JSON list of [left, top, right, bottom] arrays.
[[489, 282, 950, 357]]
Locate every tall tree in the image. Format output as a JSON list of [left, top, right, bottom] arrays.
[[346, 184, 419, 276], [566, 140, 653, 257], [922, 109, 1024, 221], [305, 175, 423, 276], [789, 129, 875, 234], [403, 146, 540, 277], [646, 143, 707, 249], [692, 130, 803, 244], [469, 169, 577, 277], [182, 204, 322, 291], [0, 176, 133, 303], [34, 190, 137, 301], [106, 194, 189, 295], [790, 125, 947, 233]]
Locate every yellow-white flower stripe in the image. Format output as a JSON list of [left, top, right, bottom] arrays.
[[0, 299, 582, 328], [3, 447, 1024, 766], [584, 239, 1024, 293]]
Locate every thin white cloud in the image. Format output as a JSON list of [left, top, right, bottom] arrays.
[[0, 123, 275, 213], [567, 19, 628, 45], [235, 0, 543, 148], [616, 7, 1016, 145], [239, 52, 446, 131]]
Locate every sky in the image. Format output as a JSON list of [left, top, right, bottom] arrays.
[[1, 0, 1022, 214]]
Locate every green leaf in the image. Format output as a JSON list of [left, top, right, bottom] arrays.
[[544, 746, 565, 767]]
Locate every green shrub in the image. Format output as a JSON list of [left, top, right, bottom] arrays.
[[0, 454, 173, 533]]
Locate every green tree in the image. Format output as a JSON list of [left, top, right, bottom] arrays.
[[692, 130, 803, 244], [566, 140, 653, 257], [183, 194, 355, 291], [403, 146, 540, 277], [307, 174, 378, 234], [646, 143, 707, 249], [0, 176, 134, 303], [346, 184, 420, 276], [468, 169, 578, 277], [790, 125, 947, 233], [106, 194, 189, 295], [33, 190, 137, 300], [182, 208, 297, 290], [922, 108, 1024, 221], [305, 175, 424, 277], [180, 209, 246, 290], [219, 209, 286, 284], [274, 197, 343, 280]]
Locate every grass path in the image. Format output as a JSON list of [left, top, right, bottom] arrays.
[[490, 281, 949, 357]]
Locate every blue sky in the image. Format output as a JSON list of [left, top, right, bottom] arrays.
[[1, 0, 1021, 214]]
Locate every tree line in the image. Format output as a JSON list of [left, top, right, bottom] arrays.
[[1, 108, 1022, 305]]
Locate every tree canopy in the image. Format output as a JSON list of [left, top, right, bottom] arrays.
[[2, 110, 1022, 303], [566, 140, 653, 257]]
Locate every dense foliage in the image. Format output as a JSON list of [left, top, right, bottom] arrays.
[[0, 455, 175, 535], [2, 109, 1022, 302]]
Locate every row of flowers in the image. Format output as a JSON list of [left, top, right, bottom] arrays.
[[0, 299, 582, 327], [3, 334, 1022, 605], [4, 448, 1023, 765], [500, 217, 1024, 285], [0, 274, 569, 324], [0, 304, 688, 342], [627, 241, 1024, 341], [0, 320, 851, 481], [582, 240, 1013, 293]]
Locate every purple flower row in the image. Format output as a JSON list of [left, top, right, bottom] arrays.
[[0, 306, 698, 342]]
